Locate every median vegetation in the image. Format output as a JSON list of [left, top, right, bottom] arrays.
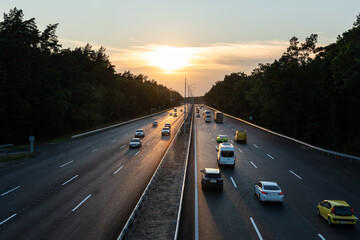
[[0, 8, 182, 145], [204, 14, 360, 156]]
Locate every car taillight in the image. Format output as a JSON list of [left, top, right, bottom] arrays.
[[278, 192, 284, 195], [261, 191, 268, 194], [331, 208, 335, 214], [351, 208, 354, 215]]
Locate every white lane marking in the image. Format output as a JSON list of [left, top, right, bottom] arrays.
[[146, 141, 151, 145], [318, 234, 326, 240], [250, 217, 263, 240], [212, 138, 215, 142], [112, 139, 117, 143], [230, 177, 237, 188], [120, 145, 126, 149], [134, 151, 140, 156], [290, 170, 302, 179], [253, 144, 258, 148], [0, 214, 17, 225], [221, 130, 224, 133], [230, 140, 234, 143], [232, 128, 235, 131], [194, 108, 199, 240], [1, 186, 20, 196], [125, 133, 129, 136], [91, 148, 98, 152], [113, 166, 123, 175], [72, 194, 92, 212], [60, 160, 73, 168], [267, 154, 274, 159], [209, 133, 212, 136], [355, 216, 359, 221], [238, 148, 243, 153], [250, 162, 258, 169], [62, 175, 79, 186]]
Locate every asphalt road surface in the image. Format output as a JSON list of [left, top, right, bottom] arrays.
[[0, 107, 185, 240], [179, 105, 360, 240]]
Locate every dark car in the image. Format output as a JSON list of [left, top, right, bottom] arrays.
[[200, 168, 223, 190], [153, 121, 158, 127]]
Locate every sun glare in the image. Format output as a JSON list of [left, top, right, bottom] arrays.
[[144, 46, 193, 73]]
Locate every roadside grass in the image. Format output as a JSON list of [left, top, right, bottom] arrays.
[[0, 153, 29, 163]]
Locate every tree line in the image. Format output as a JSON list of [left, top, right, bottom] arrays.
[[204, 14, 360, 156], [0, 8, 182, 144]]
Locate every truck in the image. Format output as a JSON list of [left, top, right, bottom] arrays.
[[214, 111, 223, 123], [234, 130, 247, 144]]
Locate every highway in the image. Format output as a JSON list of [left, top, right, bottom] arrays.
[[180, 105, 360, 240], [0, 107, 185, 240]]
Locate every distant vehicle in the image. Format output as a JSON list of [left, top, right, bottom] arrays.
[[174, 113, 177, 117], [205, 115, 211, 123], [162, 127, 171, 136], [214, 111, 223, 123], [200, 168, 223, 191], [216, 135, 228, 143], [165, 123, 171, 129], [152, 121, 158, 127], [174, 108, 177, 112], [180, 109, 183, 112], [196, 113, 200, 118], [217, 142, 235, 167], [135, 129, 145, 138], [204, 110, 211, 117], [317, 200, 356, 226], [234, 130, 247, 144], [254, 181, 284, 203], [170, 113, 173, 116], [129, 138, 142, 148]]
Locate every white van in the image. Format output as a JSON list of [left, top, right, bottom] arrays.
[[217, 142, 235, 167]]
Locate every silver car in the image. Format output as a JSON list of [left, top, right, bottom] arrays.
[[254, 181, 284, 203], [129, 138, 142, 148], [135, 129, 145, 138]]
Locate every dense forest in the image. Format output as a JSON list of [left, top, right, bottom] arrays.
[[0, 8, 182, 144], [205, 14, 360, 156]]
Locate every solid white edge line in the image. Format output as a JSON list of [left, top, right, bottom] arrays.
[[253, 144, 258, 148], [0, 213, 17, 225], [318, 233, 326, 240], [289, 170, 302, 179], [230, 177, 237, 188], [113, 166, 123, 175], [1, 186, 21, 196], [91, 148, 98, 152], [120, 145, 126, 149], [238, 148, 243, 153], [267, 154, 274, 159], [250, 161, 258, 169], [60, 160, 74, 168], [72, 194, 92, 212], [62, 175, 79, 186], [250, 217, 263, 240], [134, 151, 140, 156], [195, 111, 199, 240]]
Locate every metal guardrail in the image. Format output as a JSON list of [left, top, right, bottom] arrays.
[[205, 105, 360, 162], [117, 107, 192, 240], [71, 107, 178, 139], [174, 106, 193, 240]]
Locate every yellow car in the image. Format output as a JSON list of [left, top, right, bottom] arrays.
[[317, 200, 356, 226]]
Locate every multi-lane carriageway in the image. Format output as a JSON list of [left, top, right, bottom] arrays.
[[0, 104, 359, 240], [179, 105, 360, 240]]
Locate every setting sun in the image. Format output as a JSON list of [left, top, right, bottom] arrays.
[[144, 46, 194, 73]]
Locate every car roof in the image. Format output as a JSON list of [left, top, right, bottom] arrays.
[[325, 200, 351, 207], [260, 181, 279, 186], [204, 168, 220, 174], [218, 135, 227, 138], [219, 142, 233, 147], [163, 127, 170, 129], [136, 129, 144, 131]]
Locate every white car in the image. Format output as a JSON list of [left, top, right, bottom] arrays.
[[254, 181, 284, 203], [165, 123, 171, 129], [162, 127, 171, 136], [129, 138, 142, 148], [135, 129, 145, 138]]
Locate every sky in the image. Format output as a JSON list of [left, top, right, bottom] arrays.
[[1, 1, 360, 96]]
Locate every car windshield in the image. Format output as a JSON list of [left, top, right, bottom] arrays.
[[205, 173, 221, 178], [163, 128, 169, 130], [219, 135, 226, 138], [263, 185, 280, 190], [220, 150, 234, 157], [334, 206, 352, 216], [136, 130, 143, 132], [131, 139, 140, 142]]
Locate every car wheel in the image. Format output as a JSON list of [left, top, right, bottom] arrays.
[[328, 217, 332, 226]]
